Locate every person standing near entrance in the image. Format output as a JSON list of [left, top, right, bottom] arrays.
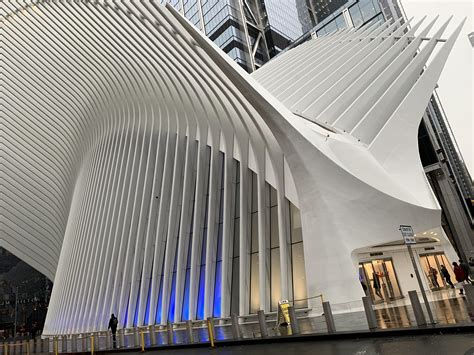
[[429, 267, 440, 288], [108, 314, 118, 348], [372, 271, 383, 299], [440, 265, 455, 288], [452, 262, 467, 295]]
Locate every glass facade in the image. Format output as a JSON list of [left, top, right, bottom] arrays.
[[314, 0, 384, 37]]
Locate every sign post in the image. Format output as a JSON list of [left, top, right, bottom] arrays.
[[399, 225, 435, 325]]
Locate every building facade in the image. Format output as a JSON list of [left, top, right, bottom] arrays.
[[0, 0, 467, 335]]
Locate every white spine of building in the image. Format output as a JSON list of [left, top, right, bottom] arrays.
[[0, 1, 464, 335]]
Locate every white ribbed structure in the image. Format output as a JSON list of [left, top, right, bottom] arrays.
[[0, 1, 463, 335]]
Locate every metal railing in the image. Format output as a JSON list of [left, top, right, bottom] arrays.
[[2, 287, 473, 354]]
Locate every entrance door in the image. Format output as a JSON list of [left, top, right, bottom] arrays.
[[419, 252, 455, 290], [360, 258, 403, 303]]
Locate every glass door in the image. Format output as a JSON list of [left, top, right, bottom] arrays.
[[419, 252, 455, 290], [360, 258, 403, 303]]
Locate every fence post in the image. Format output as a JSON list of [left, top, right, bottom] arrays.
[[119, 329, 125, 349], [322, 301, 336, 334], [464, 284, 474, 318], [257, 310, 268, 338], [362, 296, 378, 330], [206, 318, 215, 347], [230, 314, 241, 340], [186, 321, 194, 344], [90, 334, 94, 355], [149, 326, 156, 346], [54, 337, 59, 355], [71, 335, 77, 353], [166, 322, 173, 345], [408, 290, 427, 327], [288, 306, 300, 335]]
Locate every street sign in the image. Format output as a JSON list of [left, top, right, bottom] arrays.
[[400, 225, 416, 244]]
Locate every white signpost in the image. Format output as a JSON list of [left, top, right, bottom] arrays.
[[399, 225, 435, 324]]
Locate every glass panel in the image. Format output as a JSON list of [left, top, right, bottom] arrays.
[[419, 253, 456, 289], [250, 253, 260, 313], [230, 256, 240, 315], [360, 258, 403, 303], [251, 213, 259, 253], [292, 243, 308, 308], [251, 172, 258, 213], [290, 203, 303, 243], [271, 248, 281, 311], [349, 4, 364, 27], [270, 206, 279, 248], [270, 186, 278, 206]]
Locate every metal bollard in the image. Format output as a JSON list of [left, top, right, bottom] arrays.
[[62, 335, 68, 353], [288, 306, 300, 335], [119, 329, 125, 349], [71, 335, 77, 353], [230, 313, 241, 340], [322, 301, 336, 334], [362, 296, 378, 330], [464, 284, 474, 317], [186, 321, 194, 344], [206, 318, 215, 347], [257, 310, 268, 338], [166, 322, 173, 345], [149, 325, 156, 346], [408, 290, 427, 327], [133, 328, 140, 348], [105, 331, 110, 350]]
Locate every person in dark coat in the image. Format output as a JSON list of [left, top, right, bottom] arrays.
[[372, 272, 383, 299], [452, 262, 466, 295], [440, 265, 454, 288], [459, 260, 472, 283], [108, 314, 118, 348]]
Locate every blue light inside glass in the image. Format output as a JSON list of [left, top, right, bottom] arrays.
[[168, 273, 177, 322], [213, 261, 222, 317], [155, 275, 164, 324], [144, 279, 152, 325], [133, 294, 140, 327], [123, 298, 130, 327], [181, 269, 190, 320], [196, 265, 205, 320]]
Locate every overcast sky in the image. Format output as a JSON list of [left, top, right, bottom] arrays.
[[400, 0, 473, 175]]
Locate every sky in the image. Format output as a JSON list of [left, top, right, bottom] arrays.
[[400, 0, 473, 176]]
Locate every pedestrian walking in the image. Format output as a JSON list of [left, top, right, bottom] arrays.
[[108, 314, 118, 348], [440, 265, 454, 288]]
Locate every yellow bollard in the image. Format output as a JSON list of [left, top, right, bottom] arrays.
[[140, 329, 145, 352], [54, 337, 58, 355], [4, 342, 8, 355], [90, 335, 94, 355], [206, 319, 215, 348], [25, 341, 29, 355]]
